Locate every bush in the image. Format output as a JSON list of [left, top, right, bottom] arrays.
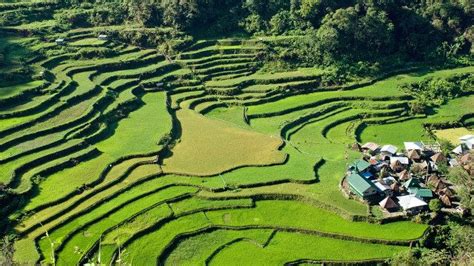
[[429, 199, 442, 212], [401, 73, 474, 108], [241, 14, 267, 34], [54, 8, 91, 29], [269, 10, 292, 35]]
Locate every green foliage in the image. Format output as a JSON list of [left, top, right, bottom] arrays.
[[438, 138, 455, 156], [401, 73, 474, 110], [317, 7, 394, 62], [447, 165, 473, 210], [241, 14, 267, 34], [429, 199, 442, 213], [54, 8, 91, 29], [397, 222, 474, 265]]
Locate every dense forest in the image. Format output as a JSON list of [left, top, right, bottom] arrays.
[[0, 0, 473, 265], [2, 0, 473, 66]]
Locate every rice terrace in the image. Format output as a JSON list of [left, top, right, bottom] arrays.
[[0, 1, 473, 265]]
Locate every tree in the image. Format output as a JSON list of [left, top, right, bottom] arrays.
[[162, 0, 199, 30], [125, 1, 162, 26], [356, 7, 394, 56], [269, 10, 292, 34], [316, 6, 394, 63], [429, 199, 442, 213], [447, 166, 473, 210]]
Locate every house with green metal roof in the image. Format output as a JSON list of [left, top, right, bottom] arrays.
[[408, 187, 433, 200], [348, 159, 371, 173], [403, 177, 421, 189], [347, 173, 378, 199]]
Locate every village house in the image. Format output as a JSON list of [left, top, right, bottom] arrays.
[[390, 156, 409, 172], [347, 172, 378, 199], [404, 142, 424, 151], [379, 196, 399, 212], [397, 194, 428, 214], [452, 135, 474, 155], [343, 139, 461, 216], [460, 135, 474, 149], [380, 144, 398, 156], [361, 142, 380, 155]]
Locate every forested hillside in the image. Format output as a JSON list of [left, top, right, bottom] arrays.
[[0, 0, 473, 265]]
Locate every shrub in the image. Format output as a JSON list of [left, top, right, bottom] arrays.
[[54, 8, 91, 29], [400, 73, 473, 108], [269, 10, 292, 35], [429, 199, 442, 212], [241, 14, 267, 34]]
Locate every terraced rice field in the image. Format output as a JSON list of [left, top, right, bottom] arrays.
[[2, 29, 473, 265]]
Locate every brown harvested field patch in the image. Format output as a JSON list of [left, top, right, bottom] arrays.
[[162, 109, 286, 176]]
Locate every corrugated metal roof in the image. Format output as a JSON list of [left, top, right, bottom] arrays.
[[348, 173, 375, 196]]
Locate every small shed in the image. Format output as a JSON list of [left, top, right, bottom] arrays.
[[460, 153, 472, 165], [390, 156, 409, 165], [411, 161, 429, 174], [98, 34, 108, 40], [390, 157, 408, 172], [427, 174, 439, 184], [55, 38, 66, 45], [379, 196, 399, 212], [433, 180, 447, 192], [347, 173, 378, 199], [351, 142, 362, 152], [390, 182, 400, 193], [440, 187, 454, 198]]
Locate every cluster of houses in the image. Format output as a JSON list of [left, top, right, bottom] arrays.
[[342, 136, 474, 216], [451, 134, 474, 176]]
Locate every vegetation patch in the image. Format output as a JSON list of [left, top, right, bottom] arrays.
[[162, 109, 286, 176]]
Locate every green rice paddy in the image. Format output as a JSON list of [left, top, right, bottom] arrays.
[[1, 25, 472, 265]]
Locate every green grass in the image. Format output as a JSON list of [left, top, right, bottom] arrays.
[[124, 213, 212, 265], [165, 229, 273, 265], [360, 118, 433, 147], [0, 80, 43, 98], [206, 68, 324, 88], [69, 38, 107, 47], [25, 92, 172, 211], [205, 200, 427, 241], [52, 186, 195, 265], [14, 158, 159, 234], [247, 66, 474, 117], [209, 231, 408, 265]]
